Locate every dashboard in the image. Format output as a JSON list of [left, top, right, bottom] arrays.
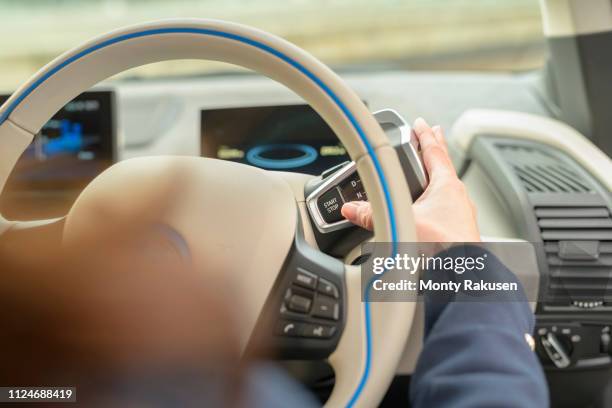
[[1, 69, 610, 407], [0, 70, 550, 219]]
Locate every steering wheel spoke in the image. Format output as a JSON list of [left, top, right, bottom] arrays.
[[253, 221, 346, 360]]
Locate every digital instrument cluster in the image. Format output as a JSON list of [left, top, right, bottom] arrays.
[[200, 104, 349, 175], [0, 91, 116, 191]]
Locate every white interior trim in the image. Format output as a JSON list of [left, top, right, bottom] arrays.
[[540, 0, 612, 37]]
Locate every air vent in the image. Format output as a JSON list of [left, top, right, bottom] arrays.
[[538, 206, 612, 308], [497, 144, 592, 193]]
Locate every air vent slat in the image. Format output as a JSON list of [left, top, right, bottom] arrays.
[[548, 255, 612, 267], [549, 266, 612, 278], [536, 207, 609, 218], [541, 230, 612, 240], [539, 218, 612, 229], [549, 282, 610, 290], [545, 241, 612, 254]]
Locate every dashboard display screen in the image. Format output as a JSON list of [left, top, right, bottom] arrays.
[[0, 91, 115, 191], [201, 105, 349, 175]]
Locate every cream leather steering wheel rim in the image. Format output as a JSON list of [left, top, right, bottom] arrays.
[[0, 19, 417, 407]]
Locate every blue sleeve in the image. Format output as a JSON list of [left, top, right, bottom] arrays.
[[243, 363, 319, 408], [410, 246, 549, 408]]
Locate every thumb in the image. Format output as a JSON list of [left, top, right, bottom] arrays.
[[341, 201, 373, 231]]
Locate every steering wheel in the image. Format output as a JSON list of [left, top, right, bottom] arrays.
[[0, 19, 417, 407]]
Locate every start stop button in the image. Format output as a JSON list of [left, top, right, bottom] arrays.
[[317, 187, 344, 224]]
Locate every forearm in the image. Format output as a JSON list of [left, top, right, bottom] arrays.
[[410, 247, 549, 408]]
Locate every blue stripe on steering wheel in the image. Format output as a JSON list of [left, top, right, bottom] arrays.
[[0, 27, 398, 407]]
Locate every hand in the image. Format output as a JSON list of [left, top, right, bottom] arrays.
[[341, 118, 480, 242]]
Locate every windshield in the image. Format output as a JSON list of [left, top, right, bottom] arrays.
[[0, 0, 545, 91]]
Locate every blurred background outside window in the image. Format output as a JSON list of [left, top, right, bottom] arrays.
[[0, 0, 545, 92]]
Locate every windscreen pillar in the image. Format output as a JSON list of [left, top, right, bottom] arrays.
[[539, 0, 612, 157]]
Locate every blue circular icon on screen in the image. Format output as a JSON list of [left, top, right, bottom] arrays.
[[246, 144, 318, 169]]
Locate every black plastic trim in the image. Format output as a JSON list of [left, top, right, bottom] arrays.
[[249, 216, 346, 360]]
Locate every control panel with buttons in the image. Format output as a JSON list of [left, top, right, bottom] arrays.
[[270, 264, 344, 358], [305, 109, 427, 233], [535, 322, 612, 369], [277, 268, 341, 338], [276, 320, 337, 339], [253, 223, 346, 360]]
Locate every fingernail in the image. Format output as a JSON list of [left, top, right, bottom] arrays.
[[341, 202, 359, 220], [414, 117, 430, 134], [432, 125, 442, 135]]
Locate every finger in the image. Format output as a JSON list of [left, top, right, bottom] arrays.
[[470, 198, 478, 218], [413, 118, 454, 179], [341, 201, 373, 231], [413, 117, 431, 136], [431, 125, 448, 154], [432, 124, 459, 173]]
